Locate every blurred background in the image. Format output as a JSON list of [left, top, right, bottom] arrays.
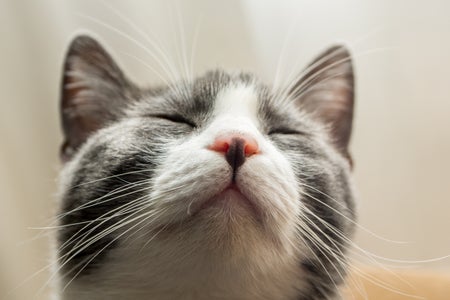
[[1, 0, 449, 299]]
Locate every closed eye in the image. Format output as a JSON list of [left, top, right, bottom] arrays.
[[152, 114, 196, 128], [268, 127, 305, 135]]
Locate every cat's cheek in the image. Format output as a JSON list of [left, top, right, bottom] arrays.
[[236, 144, 301, 233]]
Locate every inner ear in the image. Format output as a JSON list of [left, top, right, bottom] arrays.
[[289, 45, 354, 163], [60, 35, 137, 162]]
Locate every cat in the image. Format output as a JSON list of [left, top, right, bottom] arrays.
[[55, 34, 356, 300]]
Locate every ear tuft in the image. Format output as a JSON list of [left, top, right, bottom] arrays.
[[290, 45, 354, 163], [60, 35, 135, 162]]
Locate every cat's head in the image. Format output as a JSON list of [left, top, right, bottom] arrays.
[[57, 35, 355, 299]]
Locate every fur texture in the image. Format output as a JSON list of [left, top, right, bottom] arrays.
[[56, 35, 356, 299]]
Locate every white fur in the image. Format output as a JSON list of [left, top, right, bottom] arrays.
[[60, 85, 307, 299], [213, 84, 259, 123]]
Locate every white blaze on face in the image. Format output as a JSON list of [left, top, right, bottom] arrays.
[[213, 84, 259, 128], [208, 83, 301, 250]]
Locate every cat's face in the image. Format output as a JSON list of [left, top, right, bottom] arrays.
[[56, 36, 355, 300]]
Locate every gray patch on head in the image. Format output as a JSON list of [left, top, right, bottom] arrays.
[[57, 36, 356, 299]]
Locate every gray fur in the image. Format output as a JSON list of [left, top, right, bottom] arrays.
[[56, 35, 356, 300]]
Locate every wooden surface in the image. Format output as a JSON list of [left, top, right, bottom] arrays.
[[342, 267, 450, 299]]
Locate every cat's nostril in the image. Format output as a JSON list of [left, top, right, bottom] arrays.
[[209, 134, 259, 156], [208, 134, 259, 171]]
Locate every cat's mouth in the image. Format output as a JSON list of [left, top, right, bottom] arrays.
[[192, 184, 262, 220]]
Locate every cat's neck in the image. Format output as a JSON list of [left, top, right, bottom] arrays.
[[62, 224, 305, 300]]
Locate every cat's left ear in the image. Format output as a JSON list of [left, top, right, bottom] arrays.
[[290, 45, 354, 163]]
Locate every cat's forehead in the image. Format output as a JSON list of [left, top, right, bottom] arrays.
[[189, 70, 263, 117], [214, 84, 259, 124], [136, 71, 272, 123]]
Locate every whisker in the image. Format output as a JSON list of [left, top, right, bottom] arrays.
[[98, 0, 179, 83], [189, 13, 203, 82], [277, 47, 394, 107], [39, 201, 157, 295], [67, 169, 151, 190], [74, 13, 179, 87], [174, 2, 190, 83], [300, 199, 436, 298], [55, 180, 151, 222], [63, 207, 165, 290], [299, 181, 409, 244], [272, 19, 298, 92], [122, 52, 173, 87], [57, 191, 152, 254]]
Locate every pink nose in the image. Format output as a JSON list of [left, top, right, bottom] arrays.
[[208, 133, 259, 170], [209, 133, 259, 156]]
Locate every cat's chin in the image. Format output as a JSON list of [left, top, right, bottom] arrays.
[[194, 184, 262, 221]]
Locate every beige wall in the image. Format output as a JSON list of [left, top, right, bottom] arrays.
[[1, 0, 449, 299]]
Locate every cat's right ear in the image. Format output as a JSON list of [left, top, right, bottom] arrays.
[[60, 35, 137, 163]]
